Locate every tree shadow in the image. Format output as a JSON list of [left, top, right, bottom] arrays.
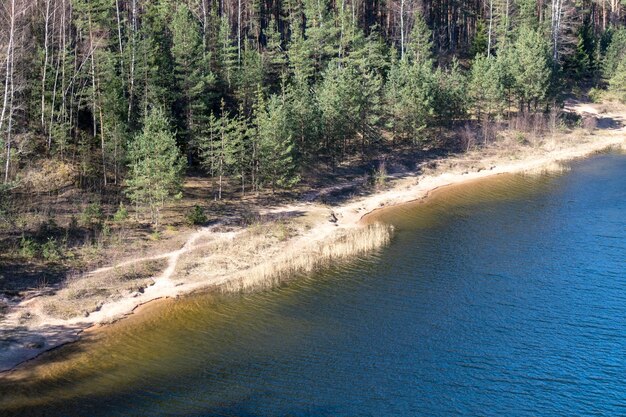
[[0, 262, 67, 295]]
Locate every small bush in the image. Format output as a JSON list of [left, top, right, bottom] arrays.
[[186, 205, 207, 225], [42, 237, 63, 262], [101, 223, 112, 238], [20, 237, 38, 259], [81, 202, 104, 228], [371, 161, 388, 189], [588, 87, 605, 103], [113, 203, 129, 222]]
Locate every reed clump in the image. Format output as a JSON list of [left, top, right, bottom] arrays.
[[522, 161, 571, 175], [221, 223, 393, 292], [173, 222, 393, 292]]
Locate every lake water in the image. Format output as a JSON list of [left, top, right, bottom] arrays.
[[1, 152, 625, 416]]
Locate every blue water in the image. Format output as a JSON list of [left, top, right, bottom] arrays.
[[1, 152, 625, 416]]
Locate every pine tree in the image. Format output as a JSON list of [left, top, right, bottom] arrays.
[[126, 107, 185, 226], [137, 0, 177, 120], [73, 0, 122, 186], [197, 101, 244, 199], [206, 103, 230, 200], [469, 55, 507, 118], [317, 64, 359, 160], [608, 61, 626, 102], [284, 77, 321, 159], [385, 56, 436, 145], [217, 16, 239, 90], [256, 93, 299, 191], [342, 23, 390, 77], [229, 105, 250, 196], [507, 27, 553, 111], [433, 59, 467, 126], [263, 16, 288, 88], [603, 28, 626, 80], [471, 20, 489, 57], [406, 12, 433, 66], [235, 45, 264, 111], [302, 0, 340, 79], [171, 4, 215, 163], [287, 30, 315, 84]]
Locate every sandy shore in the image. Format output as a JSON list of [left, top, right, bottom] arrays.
[[1, 100, 624, 374]]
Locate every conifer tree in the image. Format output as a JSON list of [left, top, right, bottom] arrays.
[[284, 77, 321, 158], [302, 0, 340, 79], [256, 93, 299, 191], [171, 4, 215, 162], [406, 13, 433, 66], [469, 55, 507, 118], [287, 30, 315, 84], [317, 64, 361, 160], [235, 45, 264, 111], [342, 24, 389, 77], [217, 16, 239, 90], [471, 20, 489, 57], [126, 107, 185, 226], [608, 61, 626, 102], [507, 27, 553, 111], [263, 16, 288, 88], [230, 105, 250, 196], [433, 59, 467, 126], [603, 29, 626, 80], [385, 58, 436, 145]]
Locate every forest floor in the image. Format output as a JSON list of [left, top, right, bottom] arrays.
[[1, 99, 625, 374]]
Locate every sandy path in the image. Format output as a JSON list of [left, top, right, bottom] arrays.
[[1, 100, 624, 374]]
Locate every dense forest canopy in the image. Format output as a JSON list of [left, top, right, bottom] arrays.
[[0, 0, 625, 216]]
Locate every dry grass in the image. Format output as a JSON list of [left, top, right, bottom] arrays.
[[174, 222, 393, 293], [39, 258, 167, 319], [173, 220, 306, 282], [224, 223, 393, 292], [22, 159, 77, 193]]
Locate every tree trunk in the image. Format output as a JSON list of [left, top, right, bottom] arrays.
[[238, 0, 242, 65], [41, 0, 52, 131], [487, 0, 494, 56], [400, 0, 405, 59]]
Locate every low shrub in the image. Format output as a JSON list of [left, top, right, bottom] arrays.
[[588, 87, 604, 103], [371, 161, 388, 189], [113, 203, 129, 222], [42, 237, 63, 262], [81, 202, 104, 228], [20, 236, 38, 259], [186, 205, 207, 226]]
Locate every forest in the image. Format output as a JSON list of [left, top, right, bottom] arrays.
[[0, 0, 625, 228]]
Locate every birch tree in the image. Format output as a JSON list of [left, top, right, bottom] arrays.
[[1, 0, 28, 183]]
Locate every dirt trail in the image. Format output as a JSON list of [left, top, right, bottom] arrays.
[[1, 100, 625, 374]]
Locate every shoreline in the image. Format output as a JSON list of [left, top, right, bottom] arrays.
[[1, 101, 625, 375]]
